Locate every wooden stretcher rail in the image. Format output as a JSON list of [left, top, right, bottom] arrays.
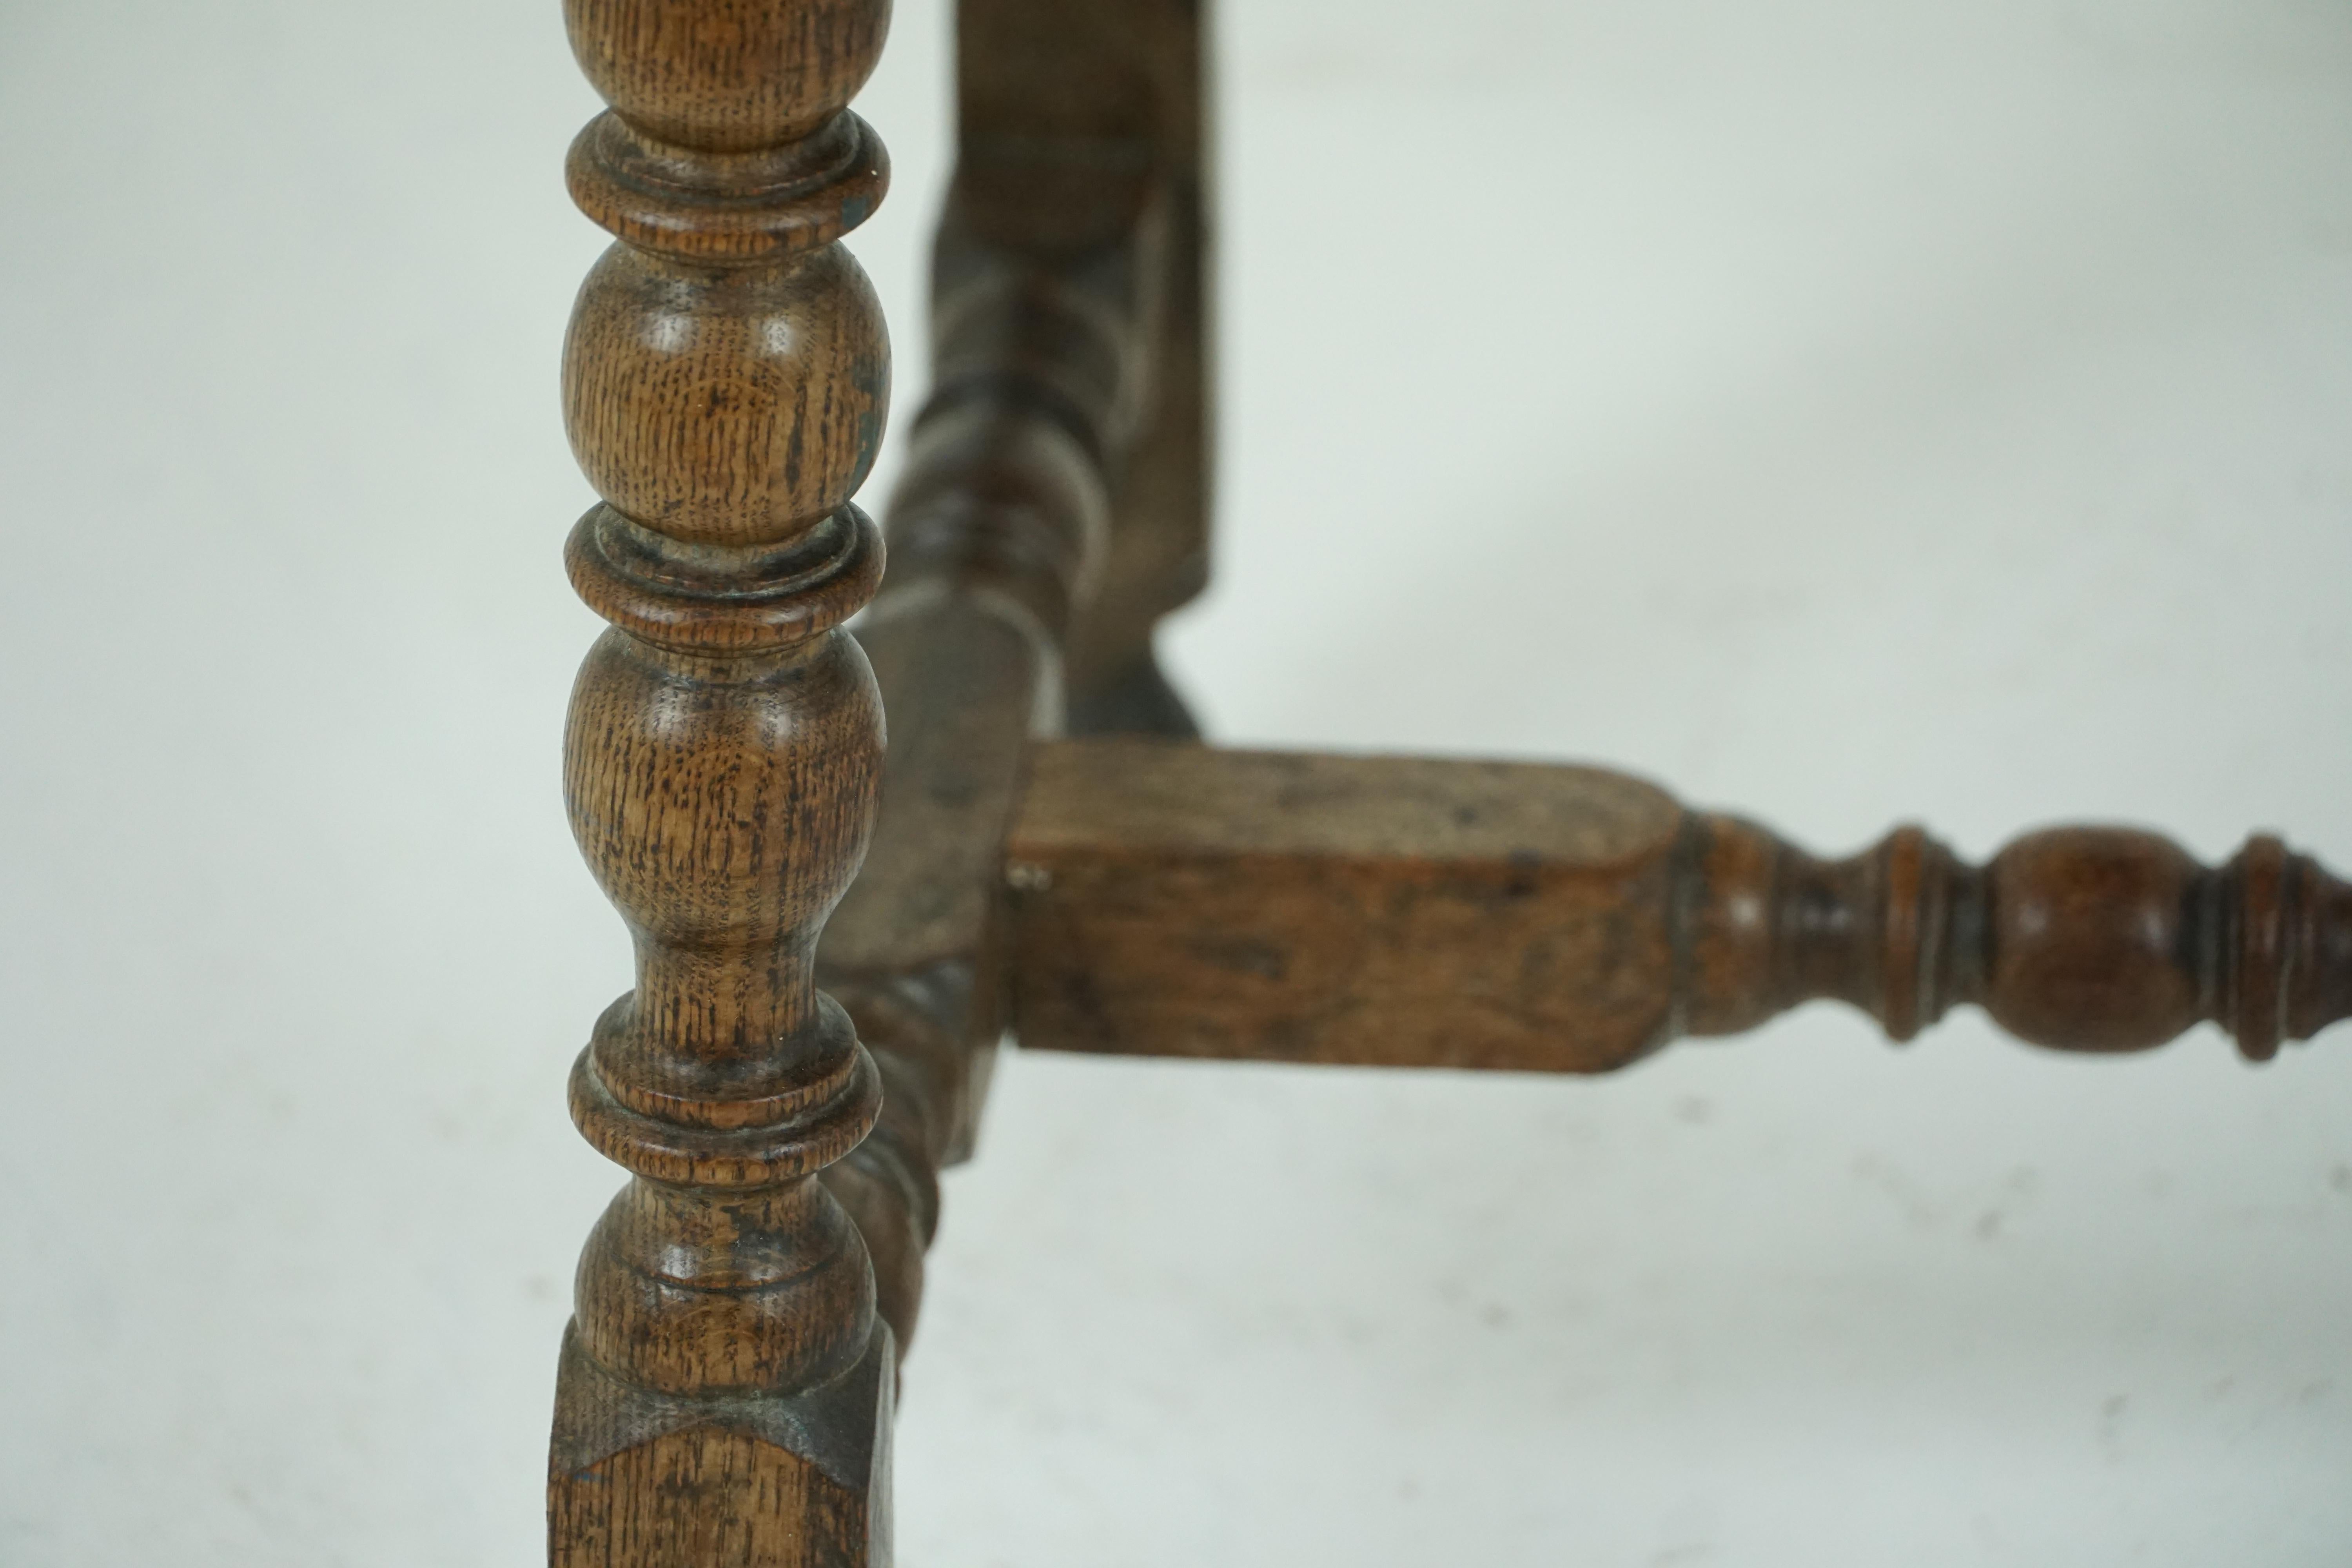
[[1004, 739, 2352, 1071]]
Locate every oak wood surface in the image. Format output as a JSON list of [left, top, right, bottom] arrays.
[[549, 0, 902, 1562], [1006, 739, 2352, 1071], [538, 4, 2347, 1561]]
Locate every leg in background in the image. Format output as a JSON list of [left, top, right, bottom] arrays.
[[953, 0, 1215, 737]]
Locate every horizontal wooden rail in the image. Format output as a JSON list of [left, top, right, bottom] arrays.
[[1004, 739, 2352, 1071]]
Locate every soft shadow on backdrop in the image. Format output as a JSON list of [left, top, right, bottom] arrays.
[[2, 1, 2348, 1564]]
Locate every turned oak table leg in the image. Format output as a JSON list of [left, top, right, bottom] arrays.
[[545, 2, 900, 1563]]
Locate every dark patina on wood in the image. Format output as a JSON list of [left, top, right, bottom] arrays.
[[532, 2, 2345, 1559], [548, 1, 902, 1562], [1005, 739, 2352, 1071]]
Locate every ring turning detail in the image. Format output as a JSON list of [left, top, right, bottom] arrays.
[[547, 1, 900, 1563], [535, 2, 2340, 1561]]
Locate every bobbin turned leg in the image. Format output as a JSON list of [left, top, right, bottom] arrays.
[[546, 2, 898, 1562]]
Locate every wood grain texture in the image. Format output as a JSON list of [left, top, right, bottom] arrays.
[[549, 1325, 893, 1568], [563, 243, 887, 547], [1006, 739, 2352, 1070], [550, 0, 900, 1561], [566, 0, 891, 150]]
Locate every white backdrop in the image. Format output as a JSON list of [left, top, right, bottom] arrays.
[[3, 2, 2349, 1564]]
